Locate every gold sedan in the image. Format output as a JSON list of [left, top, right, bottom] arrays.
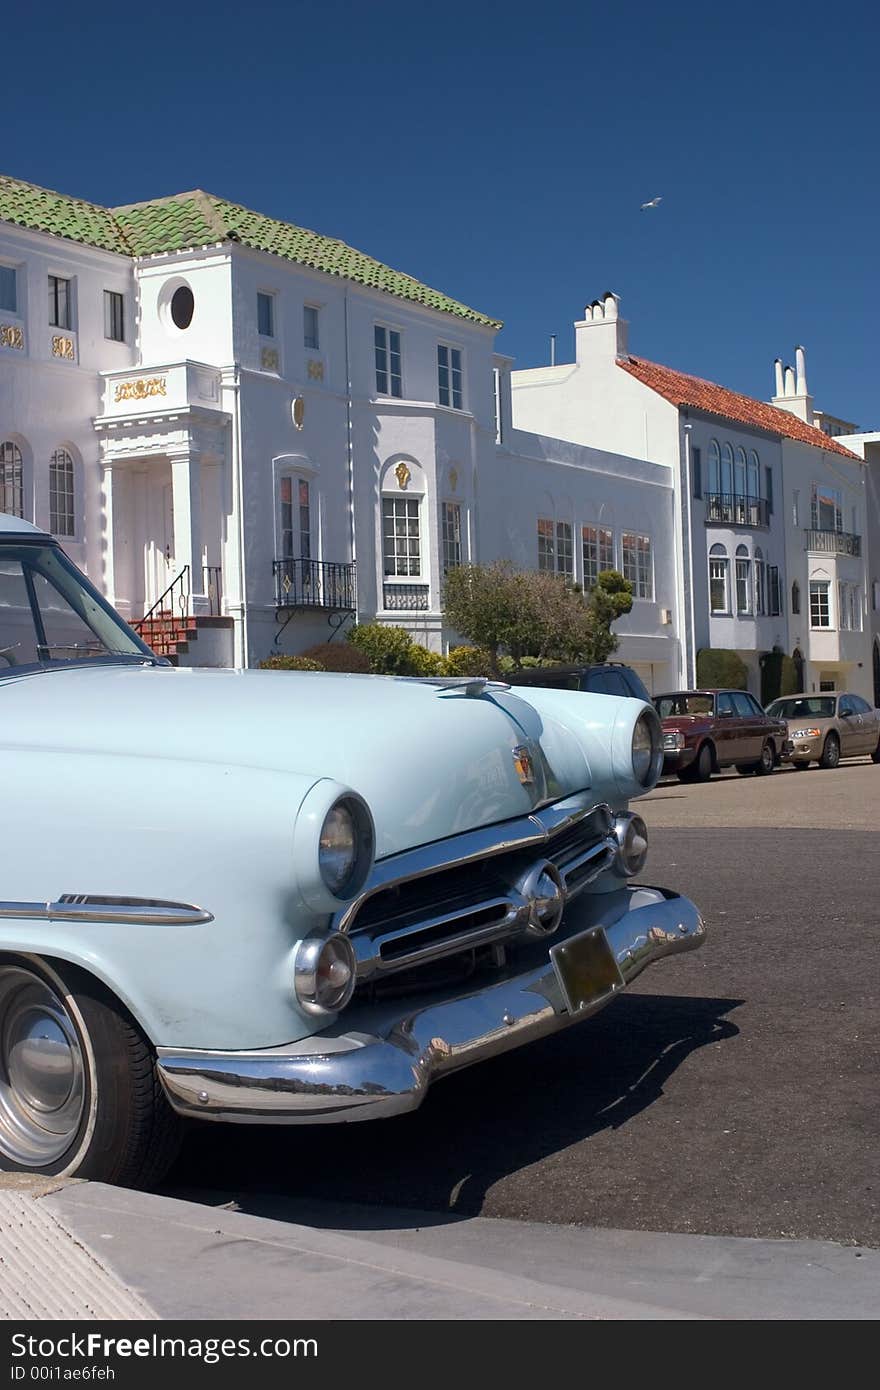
[[765, 692, 880, 769]]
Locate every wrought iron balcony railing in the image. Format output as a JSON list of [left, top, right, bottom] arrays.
[[382, 582, 430, 611], [704, 493, 770, 528], [273, 558, 356, 611], [804, 528, 861, 557]]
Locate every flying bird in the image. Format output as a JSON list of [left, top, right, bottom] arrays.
[[640, 196, 662, 210]]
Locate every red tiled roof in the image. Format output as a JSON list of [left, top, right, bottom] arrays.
[[618, 356, 860, 459]]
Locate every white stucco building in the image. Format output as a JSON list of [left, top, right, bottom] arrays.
[[512, 296, 873, 701], [0, 175, 678, 685]]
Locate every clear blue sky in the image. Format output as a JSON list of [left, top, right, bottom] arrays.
[[7, 0, 879, 425]]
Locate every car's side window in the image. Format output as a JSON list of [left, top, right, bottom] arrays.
[[838, 697, 854, 716], [589, 670, 629, 696], [0, 560, 40, 667], [731, 692, 754, 717], [745, 694, 765, 716], [716, 693, 735, 717], [851, 695, 871, 714]]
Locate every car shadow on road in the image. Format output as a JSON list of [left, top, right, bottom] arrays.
[[161, 992, 741, 1230]]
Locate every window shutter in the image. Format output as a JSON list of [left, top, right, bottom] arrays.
[[765, 466, 774, 513], [768, 565, 781, 616], [692, 447, 702, 499]]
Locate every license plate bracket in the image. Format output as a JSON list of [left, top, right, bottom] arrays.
[[550, 927, 624, 1014]]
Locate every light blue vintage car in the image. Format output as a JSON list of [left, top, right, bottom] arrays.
[[0, 514, 705, 1186]]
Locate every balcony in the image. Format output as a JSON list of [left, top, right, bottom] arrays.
[[704, 493, 769, 528], [273, 558, 356, 611], [383, 583, 430, 611], [804, 528, 861, 557], [97, 361, 224, 421]]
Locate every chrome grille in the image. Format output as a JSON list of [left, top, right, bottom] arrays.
[[337, 799, 618, 984]]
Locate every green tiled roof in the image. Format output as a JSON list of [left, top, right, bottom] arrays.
[[0, 175, 501, 328]]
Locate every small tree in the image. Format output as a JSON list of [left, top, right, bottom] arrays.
[[443, 562, 633, 671]]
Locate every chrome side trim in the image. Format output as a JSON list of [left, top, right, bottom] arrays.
[[0, 896, 213, 926], [157, 886, 706, 1125]]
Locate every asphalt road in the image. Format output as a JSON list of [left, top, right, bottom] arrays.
[[163, 760, 880, 1248]]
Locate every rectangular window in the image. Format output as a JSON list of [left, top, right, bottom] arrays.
[[692, 446, 702, 499], [582, 526, 614, 588], [853, 587, 862, 631], [438, 344, 463, 410], [768, 565, 781, 617], [793, 490, 800, 528], [537, 518, 555, 571], [811, 482, 842, 532], [304, 305, 320, 350], [736, 556, 751, 614], [710, 558, 729, 614], [103, 290, 124, 342], [383, 496, 421, 576], [621, 532, 653, 600], [442, 501, 462, 572], [257, 293, 275, 338], [375, 326, 402, 397], [556, 521, 573, 578], [754, 558, 765, 615], [48, 275, 71, 329], [839, 582, 849, 630], [0, 265, 16, 314], [809, 580, 831, 628], [279, 476, 311, 562], [765, 466, 773, 514]]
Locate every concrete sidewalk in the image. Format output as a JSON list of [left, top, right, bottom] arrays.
[[1, 1178, 878, 1320]]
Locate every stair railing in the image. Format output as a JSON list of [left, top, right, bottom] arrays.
[[133, 565, 191, 638]]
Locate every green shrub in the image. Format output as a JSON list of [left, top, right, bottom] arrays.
[[696, 648, 749, 690], [445, 645, 493, 676], [348, 623, 416, 674], [259, 653, 323, 671], [299, 641, 371, 673], [407, 645, 449, 676]]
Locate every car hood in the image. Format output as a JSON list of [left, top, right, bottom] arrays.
[[0, 665, 599, 859]]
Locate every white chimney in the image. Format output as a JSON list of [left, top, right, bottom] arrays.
[[795, 345, 808, 397], [774, 358, 784, 396], [770, 346, 814, 423], [575, 291, 628, 363], [784, 365, 796, 395]]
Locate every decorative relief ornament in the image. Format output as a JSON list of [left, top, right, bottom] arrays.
[[0, 325, 24, 349], [52, 336, 75, 360], [293, 397, 305, 430], [114, 376, 167, 403], [306, 359, 324, 381], [449, 467, 458, 492], [394, 460, 411, 490], [261, 347, 279, 372]]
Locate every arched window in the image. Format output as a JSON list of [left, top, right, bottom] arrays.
[[791, 581, 801, 615], [735, 543, 751, 615], [0, 441, 23, 519], [708, 439, 721, 494], [709, 542, 729, 615], [49, 449, 75, 537], [734, 447, 747, 498], [754, 546, 765, 615], [747, 449, 760, 499], [721, 443, 734, 497]]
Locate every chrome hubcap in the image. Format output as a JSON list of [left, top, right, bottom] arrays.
[[0, 967, 85, 1167]]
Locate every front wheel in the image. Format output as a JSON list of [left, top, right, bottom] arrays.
[[754, 741, 775, 776], [819, 733, 841, 770], [0, 957, 180, 1186]]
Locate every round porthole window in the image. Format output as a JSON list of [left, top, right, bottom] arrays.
[[292, 397, 305, 430], [170, 286, 195, 330]]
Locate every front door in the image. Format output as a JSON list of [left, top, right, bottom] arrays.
[[146, 482, 175, 610]]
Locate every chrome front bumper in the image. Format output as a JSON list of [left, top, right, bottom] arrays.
[[157, 885, 705, 1125]]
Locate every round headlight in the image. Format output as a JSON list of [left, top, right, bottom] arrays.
[[294, 932, 357, 1016], [319, 803, 357, 894], [632, 710, 662, 788]]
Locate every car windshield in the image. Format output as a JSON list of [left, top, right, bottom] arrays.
[[767, 697, 836, 720], [654, 693, 715, 718], [0, 540, 155, 676]]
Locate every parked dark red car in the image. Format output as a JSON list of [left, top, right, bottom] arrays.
[[653, 689, 788, 782]]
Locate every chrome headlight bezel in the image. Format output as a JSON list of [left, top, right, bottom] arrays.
[[632, 708, 664, 789], [293, 781, 375, 913]]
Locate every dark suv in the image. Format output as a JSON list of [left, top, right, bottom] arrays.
[[507, 663, 651, 701]]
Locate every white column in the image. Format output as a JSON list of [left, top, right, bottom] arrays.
[[100, 461, 132, 618], [170, 451, 207, 614]]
